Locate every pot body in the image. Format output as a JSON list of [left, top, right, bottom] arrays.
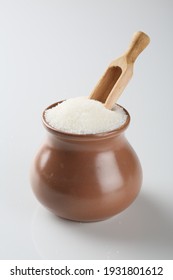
[[31, 119, 142, 222], [31, 102, 142, 222]]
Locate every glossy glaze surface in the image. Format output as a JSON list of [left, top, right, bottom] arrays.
[[31, 102, 142, 222]]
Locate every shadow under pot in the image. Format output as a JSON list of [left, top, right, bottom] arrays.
[[30, 101, 142, 222]]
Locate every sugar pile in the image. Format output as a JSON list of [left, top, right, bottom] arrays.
[[45, 97, 127, 134]]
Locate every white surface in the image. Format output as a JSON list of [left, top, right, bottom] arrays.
[[0, 0, 173, 260]]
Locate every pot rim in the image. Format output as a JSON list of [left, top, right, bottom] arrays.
[[42, 100, 130, 140]]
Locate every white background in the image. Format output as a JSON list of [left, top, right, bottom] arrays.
[[0, 0, 173, 260]]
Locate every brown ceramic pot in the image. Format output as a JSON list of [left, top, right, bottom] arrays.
[[30, 101, 142, 222]]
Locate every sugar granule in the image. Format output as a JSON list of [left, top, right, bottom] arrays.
[[45, 97, 127, 134]]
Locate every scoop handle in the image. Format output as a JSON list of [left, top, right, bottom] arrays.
[[124, 31, 150, 63]]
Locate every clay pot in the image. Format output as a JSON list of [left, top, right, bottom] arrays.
[[30, 101, 142, 222]]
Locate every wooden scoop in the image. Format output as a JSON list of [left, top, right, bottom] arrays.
[[89, 31, 150, 109]]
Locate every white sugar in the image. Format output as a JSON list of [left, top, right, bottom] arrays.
[[45, 97, 127, 134]]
